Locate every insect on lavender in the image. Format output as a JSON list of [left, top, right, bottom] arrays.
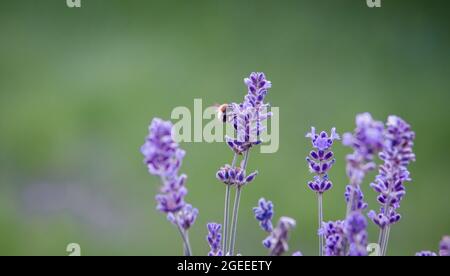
[[217, 72, 272, 256]]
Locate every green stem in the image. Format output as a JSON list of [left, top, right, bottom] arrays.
[[227, 150, 250, 255], [176, 219, 192, 256], [318, 193, 323, 256], [222, 153, 237, 254], [228, 186, 242, 256]]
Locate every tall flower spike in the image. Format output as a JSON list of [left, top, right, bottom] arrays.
[[225, 72, 272, 154], [343, 113, 384, 213], [223, 73, 272, 256], [306, 127, 339, 256], [206, 223, 223, 256], [141, 118, 198, 256], [368, 115, 415, 256], [306, 127, 340, 193], [253, 198, 274, 233], [263, 217, 296, 256]]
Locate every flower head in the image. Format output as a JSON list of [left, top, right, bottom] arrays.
[[306, 127, 340, 152], [225, 73, 272, 154], [244, 72, 272, 108], [206, 223, 223, 256], [141, 118, 197, 231], [216, 164, 258, 187], [263, 217, 296, 256], [253, 198, 274, 232], [343, 113, 384, 159], [306, 128, 339, 194], [141, 118, 185, 177], [368, 116, 415, 228], [168, 204, 198, 231]]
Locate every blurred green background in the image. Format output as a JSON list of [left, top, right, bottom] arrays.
[[0, 0, 449, 256]]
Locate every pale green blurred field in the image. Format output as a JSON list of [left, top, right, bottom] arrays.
[[0, 0, 449, 255]]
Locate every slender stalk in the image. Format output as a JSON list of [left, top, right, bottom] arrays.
[[176, 219, 192, 256], [378, 199, 392, 256], [228, 150, 250, 255], [222, 153, 237, 254], [382, 226, 391, 256], [228, 186, 242, 256], [318, 193, 324, 256]]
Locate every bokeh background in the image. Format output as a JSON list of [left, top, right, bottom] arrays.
[[0, 0, 449, 256]]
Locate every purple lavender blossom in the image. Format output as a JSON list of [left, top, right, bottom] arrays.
[[218, 73, 273, 257], [207, 223, 223, 256], [345, 212, 368, 256], [415, 251, 437, 256], [292, 251, 303, 256], [368, 116, 415, 229], [225, 73, 272, 154], [439, 236, 450, 256], [141, 118, 185, 177], [306, 127, 340, 194], [263, 217, 296, 256], [141, 118, 198, 255], [216, 164, 258, 187], [168, 204, 199, 231], [319, 220, 346, 256], [344, 186, 368, 211], [244, 72, 272, 108], [343, 113, 384, 213], [253, 198, 274, 233], [155, 174, 187, 213]]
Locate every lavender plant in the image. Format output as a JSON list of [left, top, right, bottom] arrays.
[[206, 223, 223, 256], [368, 116, 416, 256], [216, 72, 272, 256], [342, 113, 384, 215], [139, 75, 448, 257], [306, 127, 340, 256], [141, 118, 198, 256]]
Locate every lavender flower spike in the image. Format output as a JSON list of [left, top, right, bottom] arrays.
[[141, 118, 198, 256], [345, 212, 368, 256], [263, 217, 296, 256], [225, 72, 272, 256], [319, 220, 346, 256], [439, 236, 450, 256], [306, 127, 339, 256], [207, 223, 223, 256], [368, 115, 415, 256], [253, 198, 274, 232], [306, 127, 340, 194], [343, 113, 384, 214]]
